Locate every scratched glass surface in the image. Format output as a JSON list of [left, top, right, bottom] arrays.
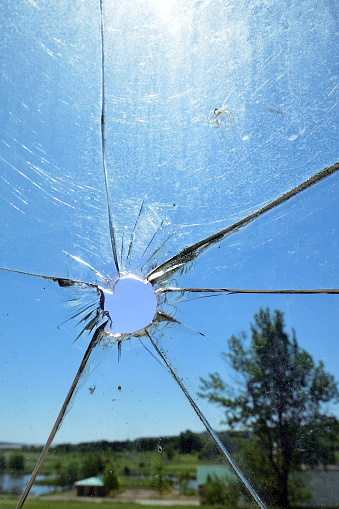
[[0, 0, 338, 507]]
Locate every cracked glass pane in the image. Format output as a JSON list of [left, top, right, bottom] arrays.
[[0, 0, 338, 508]]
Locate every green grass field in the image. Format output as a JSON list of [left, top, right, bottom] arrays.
[[1, 448, 204, 479]]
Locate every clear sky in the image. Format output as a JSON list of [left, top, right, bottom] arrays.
[[0, 0, 338, 452]]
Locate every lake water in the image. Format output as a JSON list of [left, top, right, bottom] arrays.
[[0, 474, 62, 497]]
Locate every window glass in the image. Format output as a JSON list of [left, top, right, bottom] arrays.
[[0, 1, 338, 507]]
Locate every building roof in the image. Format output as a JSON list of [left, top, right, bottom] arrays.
[[74, 476, 104, 487]]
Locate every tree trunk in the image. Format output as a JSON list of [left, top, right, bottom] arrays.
[[278, 468, 289, 507]]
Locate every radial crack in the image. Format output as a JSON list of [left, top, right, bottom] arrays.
[[158, 287, 339, 295], [138, 337, 169, 371], [155, 310, 210, 338], [147, 162, 339, 283], [126, 201, 144, 263], [155, 310, 180, 324], [62, 251, 111, 286], [58, 302, 98, 329], [99, 0, 120, 275], [0, 265, 111, 350], [16, 322, 108, 509], [120, 235, 125, 268], [141, 231, 174, 272], [142, 219, 165, 257], [145, 331, 266, 509], [0, 266, 97, 289]]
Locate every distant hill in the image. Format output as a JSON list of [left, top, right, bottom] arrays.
[[0, 429, 246, 453], [0, 442, 26, 449]]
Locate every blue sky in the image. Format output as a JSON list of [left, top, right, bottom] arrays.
[[0, 0, 338, 452]]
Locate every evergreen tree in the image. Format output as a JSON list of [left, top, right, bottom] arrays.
[[8, 453, 25, 472]]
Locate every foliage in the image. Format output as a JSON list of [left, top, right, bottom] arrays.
[[177, 430, 202, 454], [102, 460, 120, 493], [233, 437, 310, 506], [79, 453, 104, 479], [53, 459, 62, 472], [199, 308, 339, 508], [149, 461, 170, 496], [198, 442, 223, 460], [164, 443, 175, 461], [1, 445, 202, 480], [200, 474, 240, 507], [56, 460, 79, 487], [123, 465, 131, 476], [295, 414, 339, 466], [50, 432, 203, 456], [178, 470, 190, 490], [8, 453, 25, 471], [178, 470, 196, 496]]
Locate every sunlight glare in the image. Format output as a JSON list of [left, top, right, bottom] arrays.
[[147, 0, 181, 27]]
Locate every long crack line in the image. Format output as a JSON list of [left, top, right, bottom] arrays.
[[0, 266, 98, 289], [147, 161, 339, 283], [158, 287, 339, 295], [99, 0, 120, 275], [126, 200, 144, 263], [145, 330, 266, 509], [16, 322, 108, 509]]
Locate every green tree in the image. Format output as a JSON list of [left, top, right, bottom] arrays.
[[80, 453, 103, 479], [233, 436, 310, 506], [8, 453, 25, 472], [199, 308, 339, 508], [177, 429, 202, 454], [123, 465, 131, 476], [164, 444, 175, 461], [149, 461, 170, 496], [102, 461, 120, 493], [296, 414, 338, 466], [0, 454, 6, 474]]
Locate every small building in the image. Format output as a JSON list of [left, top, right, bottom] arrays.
[[74, 476, 106, 497]]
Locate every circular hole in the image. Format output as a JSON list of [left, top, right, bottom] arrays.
[[104, 277, 157, 334]]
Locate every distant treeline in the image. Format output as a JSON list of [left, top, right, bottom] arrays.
[[20, 429, 248, 457]]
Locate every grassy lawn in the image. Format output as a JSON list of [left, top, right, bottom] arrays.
[[111, 450, 202, 478], [1, 500, 338, 509], [0, 500, 202, 509]]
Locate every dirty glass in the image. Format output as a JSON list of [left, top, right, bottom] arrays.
[[0, 0, 338, 508]]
